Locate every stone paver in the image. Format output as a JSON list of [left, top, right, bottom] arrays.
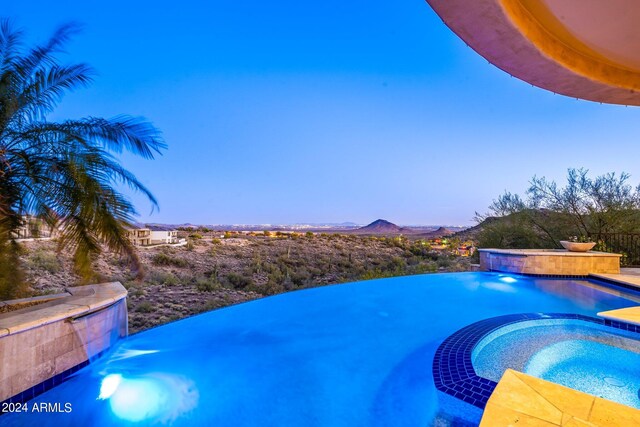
[[480, 370, 640, 427]]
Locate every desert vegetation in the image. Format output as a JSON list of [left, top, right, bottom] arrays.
[[474, 168, 640, 252], [18, 232, 471, 332]]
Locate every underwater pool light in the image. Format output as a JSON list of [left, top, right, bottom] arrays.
[[499, 276, 517, 283], [98, 373, 199, 423], [98, 374, 122, 400], [109, 376, 166, 422]]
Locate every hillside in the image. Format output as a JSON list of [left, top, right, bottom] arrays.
[[414, 226, 455, 239], [17, 233, 472, 333], [452, 220, 492, 241]]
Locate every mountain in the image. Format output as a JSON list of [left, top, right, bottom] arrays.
[[353, 219, 408, 235], [416, 226, 455, 239], [451, 218, 496, 241]]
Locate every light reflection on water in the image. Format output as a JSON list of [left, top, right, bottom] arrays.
[[101, 373, 198, 423]]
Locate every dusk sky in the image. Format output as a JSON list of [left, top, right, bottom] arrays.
[[6, 1, 640, 226]]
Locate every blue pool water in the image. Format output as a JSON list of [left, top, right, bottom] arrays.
[[3, 272, 639, 426]]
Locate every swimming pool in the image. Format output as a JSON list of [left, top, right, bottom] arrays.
[[2, 272, 639, 426]]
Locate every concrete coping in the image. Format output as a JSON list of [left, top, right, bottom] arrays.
[[478, 248, 622, 257], [598, 306, 640, 327], [0, 282, 127, 338], [0, 292, 70, 308], [480, 369, 640, 426]]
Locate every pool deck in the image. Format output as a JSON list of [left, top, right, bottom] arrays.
[[480, 369, 640, 426], [592, 268, 640, 288], [592, 268, 640, 326]]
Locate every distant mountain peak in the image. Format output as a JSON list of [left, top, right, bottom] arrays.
[[358, 219, 404, 233], [433, 226, 452, 233], [370, 219, 393, 225]]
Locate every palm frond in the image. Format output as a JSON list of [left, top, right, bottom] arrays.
[[0, 19, 24, 72], [17, 64, 94, 120], [12, 22, 82, 80], [0, 20, 165, 293]]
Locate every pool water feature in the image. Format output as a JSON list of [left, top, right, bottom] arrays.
[[2, 272, 639, 426]]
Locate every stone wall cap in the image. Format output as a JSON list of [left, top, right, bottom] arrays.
[[478, 248, 622, 257], [1, 292, 71, 306]]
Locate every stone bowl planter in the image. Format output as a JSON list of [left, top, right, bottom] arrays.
[[560, 241, 596, 252]]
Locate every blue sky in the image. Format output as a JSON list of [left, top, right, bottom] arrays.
[[5, 1, 640, 226]]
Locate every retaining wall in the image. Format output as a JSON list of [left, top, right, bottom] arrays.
[[0, 282, 127, 403]]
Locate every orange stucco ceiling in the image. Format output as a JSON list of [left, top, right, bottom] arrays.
[[426, 0, 640, 105], [522, 0, 640, 72]]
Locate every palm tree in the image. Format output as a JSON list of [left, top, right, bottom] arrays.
[[0, 20, 165, 298]]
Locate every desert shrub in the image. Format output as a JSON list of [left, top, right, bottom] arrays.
[[360, 268, 395, 281], [192, 297, 235, 314], [408, 244, 429, 257], [115, 255, 136, 268], [136, 302, 154, 313], [225, 272, 253, 289], [185, 241, 195, 251], [27, 249, 61, 273], [368, 257, 382, 266], [203, 264, 220, 280], [277, 254, 296, 268], [147, 270, 180, 286], [413, 262, 438, 274], [404, 255, 419, 266], [336, 258, 352, 268], [290, 270, 310, 287], [390, 256, 406, 269], [189, 233, 203, 239], [15, 243, 29, 256], [211, 238, 222, 245], [128, 286, 145, 297], [436, 256, 452, 268], [151, 252, 189, 268], [447, 260, 471, 272], [307, 266, 323, 276], [262, 279, 285, 295], [250, 255, 263, 274], [196, 277, 221, 292], [122, 279, 136, 289]]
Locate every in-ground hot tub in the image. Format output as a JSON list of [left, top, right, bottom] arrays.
[[472, 316, 640, 409]]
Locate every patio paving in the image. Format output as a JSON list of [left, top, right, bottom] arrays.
[[480, 369, 640, 427]]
